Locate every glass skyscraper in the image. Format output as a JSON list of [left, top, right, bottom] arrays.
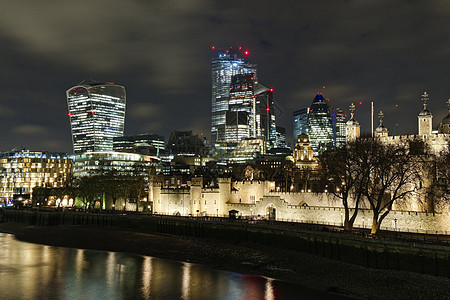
[[211, 48, 256, 151], [66, 82, 126, 154], [333, 108, 347, 148], [293, 107, 309, 141], [223, 73, 276, 153], [306, 93, 334, 155]]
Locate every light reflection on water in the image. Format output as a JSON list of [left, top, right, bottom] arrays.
[[0, 233, 345, 300]]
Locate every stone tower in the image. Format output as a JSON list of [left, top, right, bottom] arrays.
[[375, 111, 389, 138], [438, 99, 450, 134], [418, 92, 433, 137], [346, 103, 360, 142]]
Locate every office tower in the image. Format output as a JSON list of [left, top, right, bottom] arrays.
[[114, 133, 165, 156], [67, 82, 126, 154], [254, 83, 277, 148], [211, 48, 256, 151], [334, 108, 347, 148], [306, 93, 334, 155], [275, 126, 287, 148], [224, 73, 254, 144], [167, 131, 209, 156], [293, 107, 309, 141], [223, 73, 276, 153], [73, 152, 152, 179]]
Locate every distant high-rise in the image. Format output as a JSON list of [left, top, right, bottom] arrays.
[[306, 93, 334, 155], [293, 107, 309, 141], [113, 133, 165, 156], [333, 108, 347, 148], [211, 47, 256, 151], [67, 82, 126, 154], [275, 126, 287, 148], [222, 73, 276, 153]]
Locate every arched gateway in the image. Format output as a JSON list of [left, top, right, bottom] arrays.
[[266, 204, 276, 220]]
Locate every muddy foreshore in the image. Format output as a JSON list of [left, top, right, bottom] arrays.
[[1, 222, 449, 299]]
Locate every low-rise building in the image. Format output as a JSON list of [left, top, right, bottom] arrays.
[[0, 150, 73, 206]]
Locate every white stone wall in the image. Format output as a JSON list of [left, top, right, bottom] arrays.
[[227, 195, 450, 234], [150, 179, 450, 233], [228, 180, 275, 204]]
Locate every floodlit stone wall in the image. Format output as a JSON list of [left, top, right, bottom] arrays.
[[228, 195, 450, 234], [149, 177, 450, 233]]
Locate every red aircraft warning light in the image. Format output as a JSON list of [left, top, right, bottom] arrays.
[[269, 88, 274, 92], [244, 50, 249, 55], [266, 107, 270, 112], [211, 46, 215, 50]]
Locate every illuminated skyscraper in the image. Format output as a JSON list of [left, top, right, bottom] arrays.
[[211, 47, 256, 151], [333, 107, 347, 148], [223, 73, 276, 154], [306, 93, 334, 155], [66, 82, 126, 154], [293, 107, 309, 141]]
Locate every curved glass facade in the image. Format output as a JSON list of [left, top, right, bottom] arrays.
[[67, 83, 126, 154], [306, 93, 334, 155]]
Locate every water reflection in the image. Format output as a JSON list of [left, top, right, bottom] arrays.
[[0, 233, 344, 300]]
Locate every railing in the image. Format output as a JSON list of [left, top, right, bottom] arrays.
[[1, 208, 449, 246]]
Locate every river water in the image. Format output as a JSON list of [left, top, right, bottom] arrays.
[[0, 233, 347, 299]]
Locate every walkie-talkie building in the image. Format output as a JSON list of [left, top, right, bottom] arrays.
[[66, 82, 126, 154]]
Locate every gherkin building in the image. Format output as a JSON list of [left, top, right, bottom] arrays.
[[306, 93, 334, 155]]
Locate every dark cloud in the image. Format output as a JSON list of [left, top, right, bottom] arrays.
[[0, 0, 449, 152]]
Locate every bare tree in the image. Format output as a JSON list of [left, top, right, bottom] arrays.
[[363, 139, 421, 235], [320, 139, 369, 231], [433, 140, 450, 207]]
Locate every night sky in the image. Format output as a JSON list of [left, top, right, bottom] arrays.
[[1, 0, 449, 154]]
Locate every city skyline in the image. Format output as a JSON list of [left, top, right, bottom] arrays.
[[1, 1, 450, 153]]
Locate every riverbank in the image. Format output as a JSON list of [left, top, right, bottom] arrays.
[[1, 222, 449, 299]]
